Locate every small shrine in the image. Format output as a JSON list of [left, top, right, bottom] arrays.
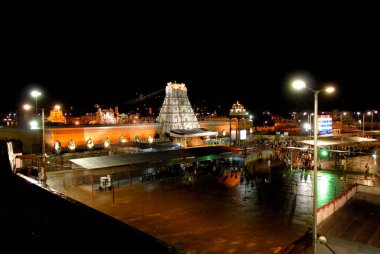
[[47, 105, 67, 124], [229, 101, 247, 146], [96, 107, 117, 124]]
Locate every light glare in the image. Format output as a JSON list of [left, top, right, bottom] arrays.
[[31, 90, 41, 98], [325, 87, 335, 93], [23, 104, 31, 110], [292, 80, 306, 90], [29, 120, 38, 129]]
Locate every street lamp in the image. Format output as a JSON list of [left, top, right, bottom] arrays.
[[30, 90, 46, 184], [368, 110, 378, 131], [292, 79, 335, 254], [303, 112, 313, 139], [31, 90, 41, 115], [356, 112, 361, 133], [340, 111, 346, 133], [363, 113, 365, 138]]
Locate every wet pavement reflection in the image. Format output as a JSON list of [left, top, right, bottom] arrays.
[[49, 166, 353, 253]]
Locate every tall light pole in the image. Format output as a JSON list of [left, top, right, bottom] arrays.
[[30, 90, 46, 184], [368, 110, 377, 131], [340, 111, 346, 140], [41, 108, 45, 159], [303, 112, 312, 139], [340, 111, 346, 133], [375, 110, 378, 130], [363, 113, 365, 138], [31, 90, 41, 115], [292, 79, 335, 254]]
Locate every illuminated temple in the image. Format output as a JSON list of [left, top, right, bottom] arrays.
[[157, 82, 200, 134], [96, 107, 117, 124], [157, 82, 217, 146], [47, 106, 67, 124], [1, 82, 231, 153]]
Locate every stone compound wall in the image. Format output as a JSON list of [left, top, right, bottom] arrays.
[[0, 120, 236, 153], [46, 121, 235, 149], [45, 123, 161, 149]]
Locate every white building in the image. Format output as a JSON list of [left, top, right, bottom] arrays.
[[157, 82, 200, 134]]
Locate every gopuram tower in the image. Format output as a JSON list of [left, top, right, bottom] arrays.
[[157, 82, 200, 134]]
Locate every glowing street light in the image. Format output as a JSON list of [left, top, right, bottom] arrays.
[[23, 104, 31, 111], [292, 79, 335, 254], [31, 90, 41, 115], [363, 113, 365, 138], [340, 111, 347, 132], [368, 110, 378, 131], [29, 120, 38, 129]]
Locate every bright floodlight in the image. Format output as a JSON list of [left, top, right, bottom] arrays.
[[324, 87, 335, 93], [304, 123, 311, 130], [54, 105, 61, 110], [31, 90, 42, 114], [292, 80, 306, 90], [23, 104, 31, 110], [31, 90, 41, 98], [29, 120, 38, 129]]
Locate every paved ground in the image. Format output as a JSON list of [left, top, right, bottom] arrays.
[[9, 148, 380, 253], [0, 167, 179, 253], [318, 193, 380, 250], [46, 158, 357, 254]]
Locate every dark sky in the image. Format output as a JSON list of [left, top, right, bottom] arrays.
[[2, 6, 379, 115]]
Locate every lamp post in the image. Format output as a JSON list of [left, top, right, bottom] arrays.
[[340, 111, 346, 133], [30, 90, 46, 184], [41, 108, 45, 159], [368, 110, 378, 131], [304, 112, 313, 139], [363, 113, 365, 138], [292, 79, 335, 254], [31, 90, 41, 115]]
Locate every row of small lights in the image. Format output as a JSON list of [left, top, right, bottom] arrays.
[[64, 135, 155, 152]]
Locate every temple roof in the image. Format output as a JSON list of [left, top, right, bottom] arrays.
[[70, 146, 237, 169]]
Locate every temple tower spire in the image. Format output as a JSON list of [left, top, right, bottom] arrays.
[[157, 82, 200, 134]]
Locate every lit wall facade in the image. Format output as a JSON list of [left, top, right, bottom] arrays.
[[0, 120, 236, 153], [45, 124, 160, 149]]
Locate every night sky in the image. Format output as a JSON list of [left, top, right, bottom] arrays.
[[2, 6, 379, 116]]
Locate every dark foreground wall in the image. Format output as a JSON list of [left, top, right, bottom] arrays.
[[0, 142, 180, 253]]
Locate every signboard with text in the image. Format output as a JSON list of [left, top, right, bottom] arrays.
[[318, 115, 332, 135]]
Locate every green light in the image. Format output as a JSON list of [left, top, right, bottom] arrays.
[[320, 149, 328, 157]]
